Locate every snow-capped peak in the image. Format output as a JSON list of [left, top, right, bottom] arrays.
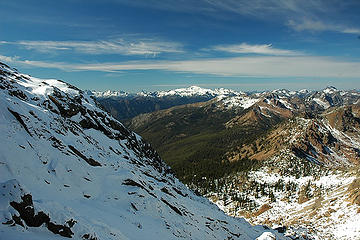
[[157, 85, 215, 97], [323, 86, 338, 94], [91, 89, 130, 98], [271, 89, 291, 96]]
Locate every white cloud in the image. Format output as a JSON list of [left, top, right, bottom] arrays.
[[288, 18, 360, 35], [2, 54, 360, 78], [0, 55, 74, 71], [342, 28, 360, 35], [0, 39, 184, 56], [0, 55, 18, 63], [210, 43, 301, 56]]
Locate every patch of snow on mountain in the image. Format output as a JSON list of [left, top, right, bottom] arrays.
[[271, 89, 291, 97], [222, 96, 260, 109], [91, 90, 129, 98], [313, 98, 330, 109], [278, 99, 293, 110], [323, 86, 338, 94], [157, 86, 214, 97], [256, 232, 276, 240]]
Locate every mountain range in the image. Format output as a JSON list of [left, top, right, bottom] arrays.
[[94, 85, 360, 239], [0, 62, 287, 239], [92, 85, 360, 120]]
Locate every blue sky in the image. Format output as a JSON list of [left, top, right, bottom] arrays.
[[1, 0, 360, 92]]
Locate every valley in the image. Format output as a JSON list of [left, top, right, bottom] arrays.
[[96, 85, 360, 239]]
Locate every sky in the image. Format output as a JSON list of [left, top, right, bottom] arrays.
[[1, 0, 360, 92]]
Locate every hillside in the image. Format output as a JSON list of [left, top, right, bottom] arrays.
[[125, 100, 282, 190], [0, 62, 286, 240]]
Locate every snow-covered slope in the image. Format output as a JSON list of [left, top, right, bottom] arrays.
[[0, 62, 285, 239]]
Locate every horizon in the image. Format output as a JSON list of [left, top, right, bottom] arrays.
[[1, 0, 360, 92]]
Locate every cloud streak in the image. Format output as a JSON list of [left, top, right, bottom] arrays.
[[210, 43, 302, 56], [206, 0, 360, 35], [288, 18, 360, 34], [2, 54, 360, 78], [116, 0, 328, 18], [0, 39, 184, 56], [117, 0, 360, 35]]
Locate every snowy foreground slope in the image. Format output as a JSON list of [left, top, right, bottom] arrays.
[[0, 62, 285, 239]]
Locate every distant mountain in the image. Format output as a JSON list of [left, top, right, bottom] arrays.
[[92, 85, 360, 121], [91, 85, 242, 98], [90, 86, 242, 120], [0, 62, 286, 240]]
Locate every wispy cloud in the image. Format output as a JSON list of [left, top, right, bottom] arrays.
[[0, 55, 18, 63], [208, 0, 360, 35], [209, 43, 302, 56], [0, 55, 72, 70], [288, 18, 360, 34], [0, 39, 184, 56], [116, 0, 328, 18], [2, 54, 360, 78], [117, 0, 360, 35]]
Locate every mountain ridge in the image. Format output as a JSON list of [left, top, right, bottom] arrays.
[[91, 85, 359, 99], [93, 85, 360, 121]]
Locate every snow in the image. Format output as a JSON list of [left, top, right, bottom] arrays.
[[18, 76, 79, 97], [91, 90, 130, 98], [322, 118, 360, 149], [332, 211, 360, 239], [278, 99, 292, 110], [313, 98, 330, 109], [92, 85, 242, 99], [210, 159, 360, 239], [222, 96, 260, 109], [256, 232, 276, 240], [0, 63, 286, 239], [259, 106, 272, 117], [323, 86, 338, 94], [299, 89, 309, 94], [157, 86, 213, 97], [271, 89, 290, 97]]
